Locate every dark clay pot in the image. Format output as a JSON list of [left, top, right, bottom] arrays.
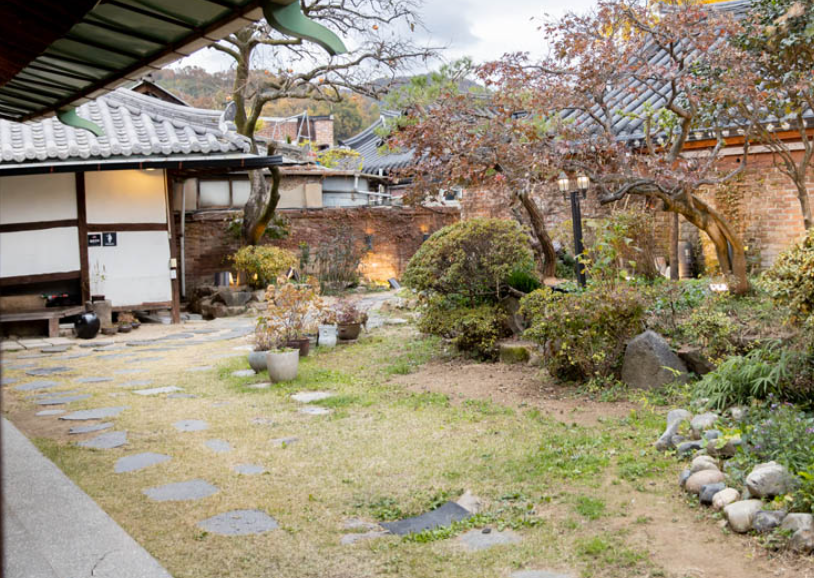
[[118, 324, 132, 333], [284, 337, 310, 358], [74, 311, 101, 339], [337, 323, 361, 341]]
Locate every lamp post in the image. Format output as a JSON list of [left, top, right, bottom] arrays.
[[557, 173, 590, 287]]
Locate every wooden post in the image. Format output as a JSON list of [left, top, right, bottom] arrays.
[[165, 171, 181, 324], [75, 172, 90, 302], [670, 212, 679, 281]]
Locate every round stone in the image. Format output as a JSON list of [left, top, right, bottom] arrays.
[[711, 488, 741, 511], [685, 469, 725, 494], [197, 509, 278, 536]]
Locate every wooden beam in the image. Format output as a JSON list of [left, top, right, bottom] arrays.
[[76, 172, 90, 303], [86, 222, 167, 232], [0, 270, 81, 287], [165, 171, 181, 324], [0, 219, 77, 233], [112, 301, 173, 312], [682, 128, 814, 151]]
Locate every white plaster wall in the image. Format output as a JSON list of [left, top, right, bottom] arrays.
[[87, 231, 172, 306], [0, 174, 77, 224], [85, 169, 167, 224], [0, 227, 80, 277]]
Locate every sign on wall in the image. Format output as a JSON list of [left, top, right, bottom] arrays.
[[88, 232, 117, 247], [103, 232, 117, 247], [88, 233, 102, 247]]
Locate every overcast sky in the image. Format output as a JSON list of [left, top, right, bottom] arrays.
[[175, 0, 598, 72]]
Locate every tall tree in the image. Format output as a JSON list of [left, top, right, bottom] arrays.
[[210, 0, 436, 245]]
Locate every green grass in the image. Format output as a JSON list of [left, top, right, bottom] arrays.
[[574, 496, 606, 520]]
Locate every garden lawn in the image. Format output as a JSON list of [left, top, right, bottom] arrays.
[[1, 323, 806, 578]]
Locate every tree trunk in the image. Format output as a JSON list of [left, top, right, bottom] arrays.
[[669, 212, 679, 281], [241, 167, 281, 246], [794, 179, 812, 230], [516, 191, 557, 278]]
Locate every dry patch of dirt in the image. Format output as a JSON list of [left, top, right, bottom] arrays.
[[389, 359, 637, 427]]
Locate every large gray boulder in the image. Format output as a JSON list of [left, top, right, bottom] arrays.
[[745, 461, 797, 498], [621, 331, 688, 390], [724, 500, 764, 533]]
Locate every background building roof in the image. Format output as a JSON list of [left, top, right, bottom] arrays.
[[341, 111, 415, 174]]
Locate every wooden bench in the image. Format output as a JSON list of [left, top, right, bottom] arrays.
[[0, 306, 85, 337]]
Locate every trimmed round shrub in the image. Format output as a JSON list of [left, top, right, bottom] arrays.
[[403, 218, 535, 305], [231, 245, 298, 289], [417, 299, 510, 359]]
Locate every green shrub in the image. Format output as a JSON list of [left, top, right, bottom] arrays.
[[403, 218, 534, 305], [417, 299, 509, 359], [678, 305, 737, 364], [231, 245, 298, 289], [581, 210, 659, 282], [520, 285, 646, 381], [506, 267, 542, 294], [760, 228, 814, 324]]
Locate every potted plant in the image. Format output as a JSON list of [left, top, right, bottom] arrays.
[[264, 276, 323, 358], [248, 318, 272, 373], [336, 299, 366, 341], [117, 312, 135, 333], [317, 309, 338, 348]]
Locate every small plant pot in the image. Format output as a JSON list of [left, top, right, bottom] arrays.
[[118, 324, 132, 333], [284, 337, 310, 358], [337, 322, 362, 341], [101, 326, 117, 336], [266, 349, 299, 383], [131, 321, 141, 330], [318, 324, 337, 348], [247, 350, 268, 373]]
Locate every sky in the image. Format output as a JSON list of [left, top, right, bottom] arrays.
[[175, 0, 598, 73]]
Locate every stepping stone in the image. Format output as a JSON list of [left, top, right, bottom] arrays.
[[41, 346, 70, 353], [27, 366, 72, 376], [185, 366, 213, 373], [126, 340, 156, 347], [114, 369, 146, 375], [36, 409, 65, 416], [161, 333, 195, 340], [381, 502, 472, 536], [233, 345, 254, 352], [251, 417, 275, 426], [143, 479, 218, 502], [168, 393, 197, 399], [344, 518, 384, 532], [292, 391, 334, 403], [173, 419, 208, 432], [77, 431, 127, 449], [141, 347, 176, 353], [69, 423, 114, 434], [270, 437, 298, 448], [35, 394, 91, 405], [119, 380, 153, 388], [18, 353, 51, 359], [133, 386, 183, 396], [197, 509, 278, 536], [298, 406, 331, 416], [75, 376, 114, 383], [213, 353, 243, 359], [58, 352, 92, 360], [125, 357, 163, 364], [14, 380, 58, 391], [232, 369, 255, 377], [193, 329, 220, 335], [80, 341, 113, 348], [60, 406, 128, 420], [2, 377, 18, 386], [248, 382, 271, 390], [212, 401, 231, 407], [5, 363, 36, 369], [341, 530, 388, 545], [115, 452, 171, 473], [28, 389, 80, 398], [94, 346, 123, 352], [233, 463, 265, 475], [205, 439, 231, 453], [458, 528, 521, 551], [98, 353, 134, 360], [509, 570, 574, 578]]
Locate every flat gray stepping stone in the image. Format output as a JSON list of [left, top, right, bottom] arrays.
[[233, 463, 265, 475], [119, 380, 153, 388], [344, 518, 383, 532], [126, 340, 156, 347], [115, 452, 171, 473], [114, 369, 146, 375], [77, 431, 127, 449], [232, 369, 255, 377], [197, 509, 277, 536], [28, 389, 80, 398], [381, 502, 471, 536], [94, 346, 123, 352], [173, 419, 208, 432], [509, 570, 574, 578], [212, 401, 231, 407], [36, 409, 65, 416], [458, 528, 521, 551], [205, 439, 231, 453], [80, 341, 113, 348], [125, 357, 163, 364], [41, 346, 70, 353], [248, 382, 271, 390], [14, 380, 57, 391], [18, 353, 51, 359], [298, 406, 331, 416], [26, 366, 71, 376], [159, 333, 195, 340], [58, 352, 92, 360], [270, 437, 298, 447], [133, 386, 183, 396], [213, 353, 243, 359], [141, 347, 176, 352], [185, 366, 213, 373], [75, 376, 114, 383], [233, 345, 254, 351], [192, 329, 220, 335], [168, 393, 197, 399], [292, 391, 334, 403], [143, 479, 218, 502], [35, 394, 91, 405], [5, 363, 36, 369], [60, 406, 128, 420], [2, 377, 18, 385], [98, 353, 134, 359], [341, 530, 389, 545], [69, 423, 113, 434]]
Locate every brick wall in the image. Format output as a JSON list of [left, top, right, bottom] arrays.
[[178, 206, 459, 291]]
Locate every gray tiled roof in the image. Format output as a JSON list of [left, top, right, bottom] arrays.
[[0, 89, 252, 166], [340, 111, 415, 173]]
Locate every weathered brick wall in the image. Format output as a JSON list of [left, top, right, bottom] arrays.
[[178, 206, 459, 291]]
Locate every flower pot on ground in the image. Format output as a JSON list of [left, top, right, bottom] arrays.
[[318, 324, 337, 347], [118, 324, 132, 333], [284, 337, 310, 357], [336, 299, 366, 341], [337, 323, 361, 341], [266, 348, 299, 382], [247, 350, 267, 373], [259, 275, 324, 358]]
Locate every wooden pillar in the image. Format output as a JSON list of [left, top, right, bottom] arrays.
[[75, 172, 90, 303], [165, 171, 181, 324]]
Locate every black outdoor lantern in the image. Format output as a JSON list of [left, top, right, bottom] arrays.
[[557, 172, 590, 287]]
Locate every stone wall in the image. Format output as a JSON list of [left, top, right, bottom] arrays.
[[178, 206, 459, 292]]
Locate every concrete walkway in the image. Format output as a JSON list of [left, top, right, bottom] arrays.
[[2, 418, 172, 578]]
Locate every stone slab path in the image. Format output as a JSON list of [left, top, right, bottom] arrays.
[[381, 502, 471, 536], [77, 431, 127, 450], [173, 419, 208, 432], [197, 510, 278, 536], [1, 418, 172, 578], [143, 479, 218, 502], [60, 407, 128, 421], [115, 453, 171, 474], [69, 423, 113, 435], [457, 528, 521, 551]]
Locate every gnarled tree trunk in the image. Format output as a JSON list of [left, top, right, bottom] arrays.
[[241, 167, 282, 246], [515, 190, 557, 278]]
